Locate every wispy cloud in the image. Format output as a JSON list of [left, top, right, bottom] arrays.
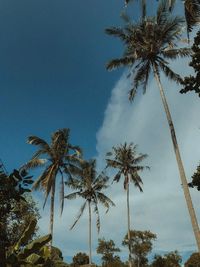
[[96, 57, 200, 256]]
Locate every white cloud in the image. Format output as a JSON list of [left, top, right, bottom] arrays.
[[96, 57, 200, 257]]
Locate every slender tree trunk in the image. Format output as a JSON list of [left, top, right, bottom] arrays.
[[0, 243, 6, 267], [127, 180, 132, 267], [153, 66, 200, 252], [49, 179, 56, 249], [88, 200, 92, 265]]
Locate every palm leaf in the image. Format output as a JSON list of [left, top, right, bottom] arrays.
[[59, 170, 65, 216], [97, 192, 115, 213], [106, 57, 135, 70], [27, 136, 51, 152], [24, 158, 47, 170], [70, 201, 87, 230], [93, 200, 100, 233]]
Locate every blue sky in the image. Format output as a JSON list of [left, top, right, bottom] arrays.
[[1, 0, 200, 266], [0, 0, 125, 168]]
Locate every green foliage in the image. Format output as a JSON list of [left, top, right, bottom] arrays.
[[6, 218, 52, 266], [180, 30, 200, 97], [72, 252, 89, 266], [96, 238, 121, 266], [151, 251, 182, 267], [188, 164, 200, 191], [0, 168, 38, 267], [122, 230, 156, 267], [184, 252, 200, 267]]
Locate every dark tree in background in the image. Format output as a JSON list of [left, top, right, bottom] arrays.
[[96, 238, 121, 267], [0, 168, 37, 267], [180, 30, 200, 97], [72, 252, 89, 266], [151, 251, 182, 267], [184, 252, 200, 267], [122, 230, 156, 267], [188, 164, 200, 191]]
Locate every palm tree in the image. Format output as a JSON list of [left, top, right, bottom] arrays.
[[106, 143, 148, 267], [106, 0, 200, 251], [65, 159, 115, 265], [124, 0, 200, 38], [23, 128, 81, 247]]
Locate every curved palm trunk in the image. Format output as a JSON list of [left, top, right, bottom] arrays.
[[127, 181, 132, 267], [153, 66, 200, 252], [49, 179, 56, 249], [88, 200, 92, 265]]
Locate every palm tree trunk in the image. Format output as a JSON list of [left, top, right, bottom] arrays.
[[88, 200, 92, 265], [49, 178, 56, 249], [127, 180, 132, 267], [153, 66, 200, 252]]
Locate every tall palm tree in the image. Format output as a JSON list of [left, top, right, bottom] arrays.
[[65, 159, 115, 265], [23, 128, 81, 247], [106, 0, 200, 251], [124, 0, 200, 37], [106, 143, 148, 267]]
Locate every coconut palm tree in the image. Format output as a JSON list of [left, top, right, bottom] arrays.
[[23, 128, 81, 247], [106, 143, 148, 267], [124, 0, 200, 37], [65, 159, 115, 265], [106, 0, 200, 251]]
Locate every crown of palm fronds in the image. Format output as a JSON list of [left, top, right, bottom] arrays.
[[22, 128, 82, 215], [106, 143, 149, 191], [65, 159, 115, 232], [106, 1, 191, 99]]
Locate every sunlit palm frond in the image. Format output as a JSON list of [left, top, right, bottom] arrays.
[[27, 136, 51, 152], [24, 158, 47, 170]]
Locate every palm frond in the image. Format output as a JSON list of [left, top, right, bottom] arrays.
[[128, 88, 137, 102], [23, 158, 47, 170], [70, 201, 87, 230], [59, 170, 64, 216], [162, 47, 192, 59], [158, 59, 183, 84], [185, 0, 200, 35], [27, 136, 51, 152], [113, 171, 123, 183], [105, 27, 127, 41], [93, 201, 100, 233], [130, 173, 143, 192], [106, 159, 123, 169], [106, 57, 135, 71], [133, 153, 148, 164], [65, 191, 80, 200], [42, 165, 57, 208], [32, 167, 52, 191], [97, 192, 115, 213]]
